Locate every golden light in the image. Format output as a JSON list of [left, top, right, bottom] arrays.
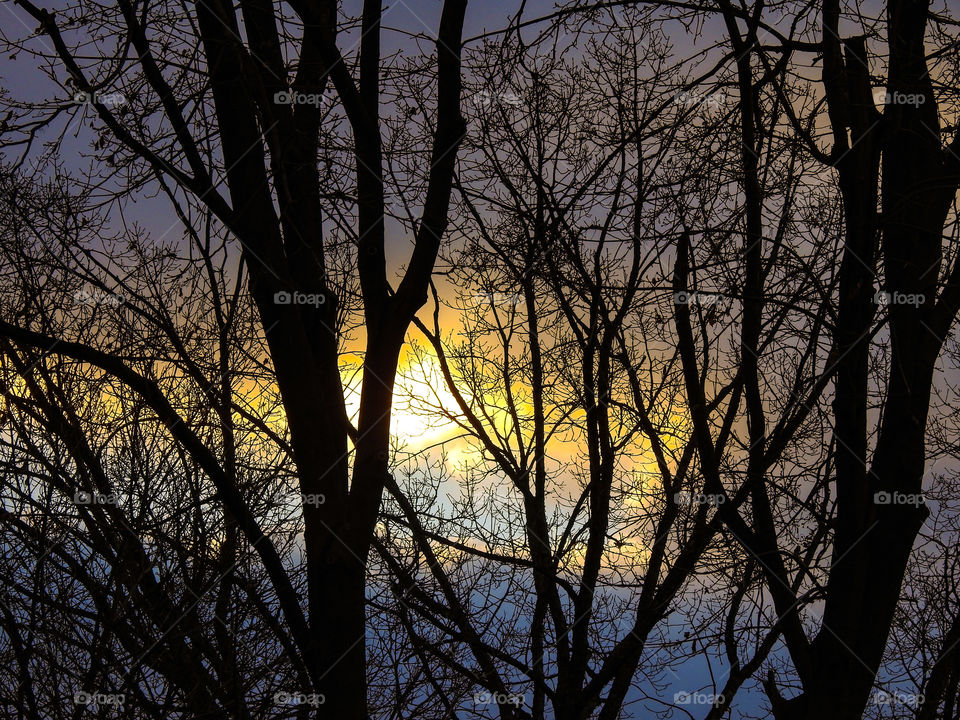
[[390, 349, 465, 448], [339, 346, 469, 456]]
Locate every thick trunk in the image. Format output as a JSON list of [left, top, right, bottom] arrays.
[[310, 561, 369, 719], [776, 2, 954, 717], [761, 2, 959, 716]]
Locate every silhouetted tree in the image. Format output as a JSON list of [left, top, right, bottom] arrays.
[[0, 0, 468, 716]]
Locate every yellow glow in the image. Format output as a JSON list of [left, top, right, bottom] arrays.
[[340, 347, 468, 454], [391, 350, 465, 448]]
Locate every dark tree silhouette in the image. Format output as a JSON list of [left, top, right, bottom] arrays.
[[0, 0, 468, 716], [0, 0, 959, 718]]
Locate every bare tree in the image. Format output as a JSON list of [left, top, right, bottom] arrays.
[[705, 0, 960, 715], [375, 0, 960, 717], [369, 6, 852, 718], [0, 0, 468, 715]]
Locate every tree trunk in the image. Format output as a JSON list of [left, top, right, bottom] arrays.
[[311, 560, 369, 718]]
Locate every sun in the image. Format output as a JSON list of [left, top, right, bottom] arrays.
[[340, 346, 467, 452], [390, 349, 466, 449]]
